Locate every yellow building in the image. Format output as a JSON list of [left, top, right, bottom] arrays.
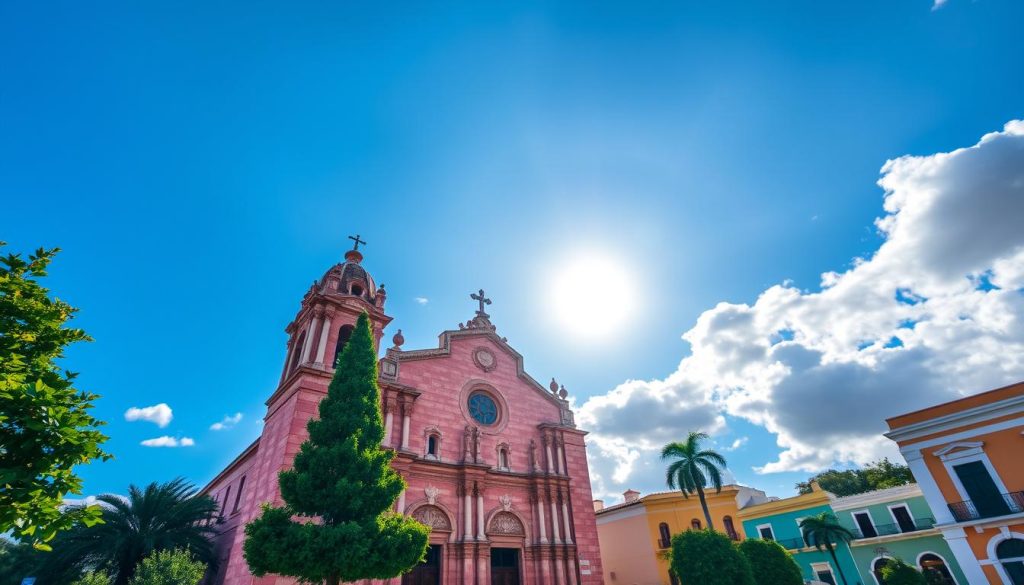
[[594, 485, 769, 585]]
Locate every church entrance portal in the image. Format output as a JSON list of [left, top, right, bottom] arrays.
[[402, 544, 441, 585], [490, 548, 520, 585]]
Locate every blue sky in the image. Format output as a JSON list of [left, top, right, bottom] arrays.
[[2, 0, 1023, 501]]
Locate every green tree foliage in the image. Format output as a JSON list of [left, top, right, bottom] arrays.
[[880, 558, 928, 585], [670, 529, 754, 585], [800, 513, 856, 585], [128, 550, 205, 585], [0, 243, 111, 548], [244, 313, 429, 585], [661, 432, 728, 530], [796, 459, 913, 496], [737, 538, 803, 585], [43, 478, 218, 585], [72, 570, 112, 585]]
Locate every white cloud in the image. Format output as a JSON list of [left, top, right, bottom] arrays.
[[210, 412, 243, 431], [140, 436, 195, 448], [723, 437, 749, 451], [415, 297, 429, 305], [124, 403, 173, 428], [582, 120, 1024, 495], [932, 0, 948, 10]]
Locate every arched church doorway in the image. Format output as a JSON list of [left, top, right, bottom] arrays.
[[490, 548, 520, 585], [402, 544, 441, 585]]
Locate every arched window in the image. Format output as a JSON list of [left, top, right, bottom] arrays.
[[723, 515, 738, 540], [658, 522, 671, 548], [690, 519, 702, 530], [872, 557, 892, 585], [918, 553, 956, 584], [427, 435, 439, 458], [350, 284, 363, 297], [997, 538, 1024, 585], [333, 325, 355, 367], [498, 447, 509, 470], [290, 331, 306, 372]]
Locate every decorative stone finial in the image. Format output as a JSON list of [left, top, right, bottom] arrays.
[[558, 385, 568, 399], [392, 329, 404, 348], [550, 378, 559, 393]]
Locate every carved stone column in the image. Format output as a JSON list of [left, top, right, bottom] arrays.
[[300, 313, 319, 364], [475, 482, 486, 540], [314, 308, 332, 364], [534, 487, 548, 543], [400, 398, 413, 450]]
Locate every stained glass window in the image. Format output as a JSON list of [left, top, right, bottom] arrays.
[[468, 392, 498, 425]]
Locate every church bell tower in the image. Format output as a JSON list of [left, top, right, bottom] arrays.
[[275, 234, 391, 390]]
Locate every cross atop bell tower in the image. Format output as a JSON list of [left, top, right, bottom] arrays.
[[471, 288, 491, 318], [344, 234, 367, 263]]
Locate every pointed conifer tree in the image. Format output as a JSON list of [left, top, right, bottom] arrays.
[[243, 312, 429, 585]]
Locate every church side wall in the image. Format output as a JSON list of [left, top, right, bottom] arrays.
[[563, 431, 604, 585]]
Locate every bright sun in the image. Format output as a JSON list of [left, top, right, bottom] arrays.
[[550, 252, 637, 341]]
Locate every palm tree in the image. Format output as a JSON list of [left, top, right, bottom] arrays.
[[661, 432, 728, 530], [799, 512, 856, 585], [44, 478, 219, 585]]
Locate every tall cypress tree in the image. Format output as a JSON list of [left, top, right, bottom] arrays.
[[243, 312, 428, 585]]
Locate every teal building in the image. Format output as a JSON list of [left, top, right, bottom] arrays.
[[831, 484, 966, 584], [738, 483, 863, 584]]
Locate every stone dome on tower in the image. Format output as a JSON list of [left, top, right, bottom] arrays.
[[314, 235, 384, 307]]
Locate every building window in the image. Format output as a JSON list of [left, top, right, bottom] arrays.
[[889, 504, 917, 533], [232, 476, 246, 514], [221, 486, 231, 518], [723, 516, 738, 540], [951, 460, 1011, 519], [997, 538, 1024, 585], [467, 391, 498, 425], [658, 522, 671, 549], [918, 553, 956, 585], [427, 435, 439, 458], [350, 284, 363, 297], [498, 447, 509, 470], [333, 325, 354, 367], [872, 557, 892, 584], [853, 510, 878, 538], [757, 523, 774, 541], [690, 519, 702, 530], [811, 562, 837, 585]]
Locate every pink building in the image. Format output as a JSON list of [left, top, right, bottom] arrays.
[[202, 244, 604, 585]]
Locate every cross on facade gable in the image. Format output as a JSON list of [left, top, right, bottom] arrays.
[[471, 289, 491, 317], [348, 234, 367, 250]]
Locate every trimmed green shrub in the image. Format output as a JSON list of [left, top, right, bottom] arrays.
[[670, 529, 755, 585], [72, 571, 112, 585], [879, 558, 927, 585], [738, 538, 803, 585], [128, 549, 205, 585]]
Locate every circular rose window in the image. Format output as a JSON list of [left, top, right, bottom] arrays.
[[468, 392, 498, 425]]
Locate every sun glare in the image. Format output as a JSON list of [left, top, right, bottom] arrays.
[[550, 252, 637, 341]]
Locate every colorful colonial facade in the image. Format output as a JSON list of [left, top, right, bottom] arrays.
[[886, 381, 1024, 585], [201, 245, 604, 585], [831, 484, 966, 584], [594, 485, 768, 585], [737, 483, 862, 585]]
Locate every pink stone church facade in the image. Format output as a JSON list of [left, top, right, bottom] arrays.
[[202, 245, 604, 585]]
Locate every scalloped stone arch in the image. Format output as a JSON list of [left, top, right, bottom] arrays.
[[485, 507, 529, 539], [407, 501, 455, 534]]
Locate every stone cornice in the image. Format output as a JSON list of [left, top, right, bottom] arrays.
[[831, 483, 922, 510]]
